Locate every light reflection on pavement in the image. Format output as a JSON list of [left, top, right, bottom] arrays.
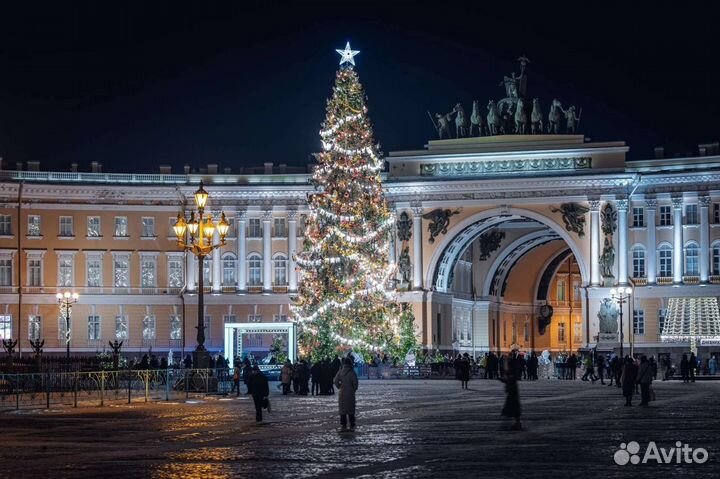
[[0, 379, 718, 478]]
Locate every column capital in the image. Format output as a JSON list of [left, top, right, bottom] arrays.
[[262, 210, 273, 221], [699, 195, 711, 208], [671, 196, 684, 209], [412, 207, 424, 217], [615, 199, 629, 211], [236, 210, 247, 220], [644, 198, 657, 209], [287, 209, 298, 221], [588, 199, 601, 211]]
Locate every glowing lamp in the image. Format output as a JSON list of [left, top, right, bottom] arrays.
[[203, 215, 215, 239], [173, 214, 187, 240], [187, 212, 199, 236], [217, 212, 230, 239], [194, 181, 209, 209]]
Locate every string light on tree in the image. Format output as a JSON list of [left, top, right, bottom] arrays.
[[292, 42, 408, 360]]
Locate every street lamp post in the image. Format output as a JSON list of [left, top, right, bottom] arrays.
[[56, 291, 79, 359], [610, 286, 632, 359], [173, 181, 229, 368]]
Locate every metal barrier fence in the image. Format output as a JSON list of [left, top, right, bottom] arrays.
[[0, 368, 237, 411]]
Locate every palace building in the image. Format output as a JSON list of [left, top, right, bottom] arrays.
[[1, 133, 720, 362]]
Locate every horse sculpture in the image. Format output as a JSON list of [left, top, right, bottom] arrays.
[[486, 100, 500, 136], [470, 100, 484, 136], [514, 98, 528, 134], [547, 98, 563, 134], [454, 103, 468, 138], [531, 98, 543, 134]]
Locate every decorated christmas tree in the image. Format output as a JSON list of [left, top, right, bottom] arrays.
[[292, 43, 398, 360]]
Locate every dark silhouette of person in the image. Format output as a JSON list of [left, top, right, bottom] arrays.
[[500, 353, 522, 430], [680, 354, 690, 383], [621, 356, 638, 406], [247, 365, 269, 422]]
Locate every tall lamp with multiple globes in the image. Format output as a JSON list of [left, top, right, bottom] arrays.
[[609, 286, 632, 358], [173, 181, 229, 368], [56, 291, 79, 359]]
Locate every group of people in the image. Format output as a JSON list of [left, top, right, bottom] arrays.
[[280, 356, 343, 396], [232, 355, 359, 430]]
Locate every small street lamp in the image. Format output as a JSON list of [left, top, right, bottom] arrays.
[[609, 286, 632, 359], [173, 181, 229, 368], [56, 291, 79, 359]]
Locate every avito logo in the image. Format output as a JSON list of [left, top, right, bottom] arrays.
[[614, 441, 709, 465]]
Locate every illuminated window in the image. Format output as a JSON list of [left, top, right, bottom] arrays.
[[658, 245, 672, 277], [558, 322, 566, 343], [632, 248, 646, 278], [633, 309, 645, 335], [684, 243, 699, 276], [88, 315, 101, 341], [87, 216, 101, 237], [27, 215, 41, 236]]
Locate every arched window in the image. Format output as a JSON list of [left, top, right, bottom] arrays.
[[273, 253, 288, 286], [631, 247, 646, 278], [712, 242, 720, 275], [658, 244, 672, 277], [247, 253, 262, 286], [685, 243, 699, 276], [222, 253, 237, 286]]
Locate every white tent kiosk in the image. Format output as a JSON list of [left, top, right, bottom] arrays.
[[224, 321, 297, 368]]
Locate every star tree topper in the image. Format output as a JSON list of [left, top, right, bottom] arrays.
[[336, 41, 360, 66]]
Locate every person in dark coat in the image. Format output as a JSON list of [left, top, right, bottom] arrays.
[[621, 356, 638, 406], [636, 355, 654, 406], [334, 358, 359, 431], [296, 360, 310, 395], [527, 352, 539, 380], [607, 356, 619, 386], [500, 353, 522, 430], [596, 355, 606, 385], [688, 353, 697, 382], [247, 365, 270, 422], [321, 358, 333, 395], [310, 360, 322, 396], [680, 354, 690, 383], [458, 353, 471, 389]]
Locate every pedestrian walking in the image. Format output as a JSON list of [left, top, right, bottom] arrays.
[[621, 357, 638, 406], [500, 354, 522, 430], [607, 355, 619, 386], [709, 355, 717, 376], [334, 357, 359, 432], [247, 365, 270, 423], [636, 355, 654, 406]]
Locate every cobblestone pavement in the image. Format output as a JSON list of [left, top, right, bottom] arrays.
[[0, 379, 718, 479]]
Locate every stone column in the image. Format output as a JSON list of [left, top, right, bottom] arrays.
[[645, 199, 657, 284], [589, 200, 601, 286], [212, 229, 222, 293], [672, 196, 683, 284], [237, 211, 247, 293], [617, 199, 629, 285], [700, 196, 710, 282], [412, 207, 424, 290], [287, 210, 298, 292], [263, 210, 273, 293]]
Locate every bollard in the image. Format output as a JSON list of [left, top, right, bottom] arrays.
[[74, 372, 78, 408]]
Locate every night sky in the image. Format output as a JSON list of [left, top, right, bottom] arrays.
[[0, 2, 717, 173]]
